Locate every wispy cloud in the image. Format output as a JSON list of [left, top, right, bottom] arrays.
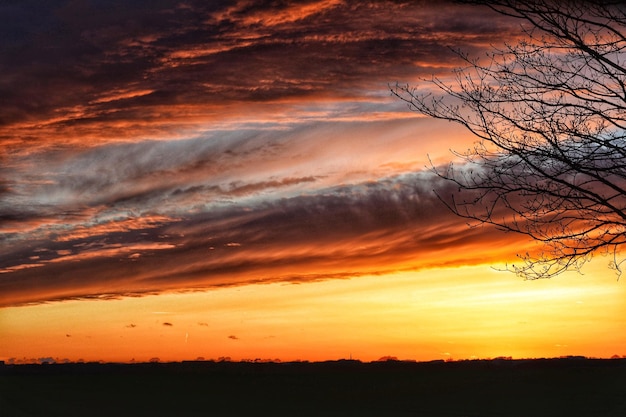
[[0, 0, 516, 151], [0, 170, 528, 306], [0, 1, 522, 307]]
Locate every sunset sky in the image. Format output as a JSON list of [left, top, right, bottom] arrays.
[[1, 0, 625, 364]]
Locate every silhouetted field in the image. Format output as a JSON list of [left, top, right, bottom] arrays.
[[2, 358, 625, 416]]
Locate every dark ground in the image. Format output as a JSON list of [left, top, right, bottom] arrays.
[[1, 358, 625, 417]]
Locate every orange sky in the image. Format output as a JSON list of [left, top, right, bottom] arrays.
[[1, 0, 624, 363], [3, 260, 625, 364]]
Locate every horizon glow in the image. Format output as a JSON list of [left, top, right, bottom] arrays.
[[1, 0, 624, 363]]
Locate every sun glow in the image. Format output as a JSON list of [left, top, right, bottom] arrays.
[[2, 1, 625, 369], [2, 260, 624, 364]]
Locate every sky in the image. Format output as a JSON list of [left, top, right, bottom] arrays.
[[1, 0, 625, 364]]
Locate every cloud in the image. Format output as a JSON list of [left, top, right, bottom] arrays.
[[0, 116, 459, 249], [0, 1, 517, 152], [162, 322, 173, 327], [0, 1, 527, 307], [0, 170, 528, 307]]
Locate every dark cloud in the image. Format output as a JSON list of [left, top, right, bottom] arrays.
[[0, 170, 525, 307], [0, 0, 515, 150], [0, 1, 524, 307], [162, 322, 173, 327]]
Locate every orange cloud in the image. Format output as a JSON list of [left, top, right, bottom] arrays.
[[0, 1, 525, 307], [0, 1, 517, 154], [54, 216, 177, 242], [0, 170, 533, 307]]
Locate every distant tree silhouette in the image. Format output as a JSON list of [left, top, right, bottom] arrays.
[[392, 0, 626, 278], [376, 356, 400, 362]]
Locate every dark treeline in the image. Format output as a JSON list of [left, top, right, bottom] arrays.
[[2, 358, 625, 416]]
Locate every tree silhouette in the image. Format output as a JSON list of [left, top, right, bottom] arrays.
[[392, 0, 626, 278]]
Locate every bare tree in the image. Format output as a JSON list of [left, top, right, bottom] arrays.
[[392, 0, 626, 278]]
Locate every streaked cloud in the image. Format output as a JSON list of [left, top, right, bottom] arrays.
[[0, 170, 529, 306], [0, 0, 516, 152], [0, 1, 522, 307]]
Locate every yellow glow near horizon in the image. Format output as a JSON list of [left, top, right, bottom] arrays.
[[2, 260, 624, 364]]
